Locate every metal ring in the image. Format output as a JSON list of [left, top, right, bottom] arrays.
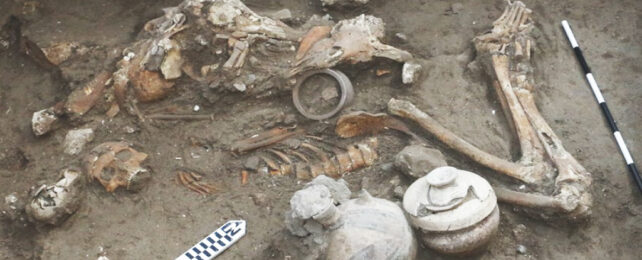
[[292, 69, 354, 120]]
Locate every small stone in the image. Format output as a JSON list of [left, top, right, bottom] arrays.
[[394, 145, 448, 178], [244, 156, 260, 171], [63, 128, 94, 155], [250, 192, 267, 206], [201, 64, 219, 77], [123, 126, 136, 134], [380, 162, 394, 172], [32, 108, 58, 136], [283, 114, 297, 125], [393, 186, 405, 199], [395, 33, 408, 42], [512, 224, 528, 240], [270, 9, 293, 22], [516, 244, 527, 254], [321, 86, 339, 101], [233, 83, 246, 92], [451, 3, 464, 14], [193, 105, 201, 112], [402, 61, 422, 84], [389, 175, 401, 186], [1, 192, 25, 222], [321, 0, 369, 6], [194, 34, 208, 46], [282, 138, 302, 149]]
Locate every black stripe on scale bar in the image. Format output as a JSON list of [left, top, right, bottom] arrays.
[[599, 102, 618, 132], [628, 164, 642, 188], [573, 47, 591, 74]]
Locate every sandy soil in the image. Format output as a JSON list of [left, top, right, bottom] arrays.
[[1, 0, 641, 259]]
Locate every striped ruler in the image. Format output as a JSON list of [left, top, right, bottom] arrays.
[[176, 220, 247, 260], [561, 20, 642, 193]]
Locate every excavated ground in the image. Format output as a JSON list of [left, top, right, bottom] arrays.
[[1, 0, 640, 259]]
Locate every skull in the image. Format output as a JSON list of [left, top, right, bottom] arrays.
[[84, 142, 150, 192], [25, 168, 84, 225]]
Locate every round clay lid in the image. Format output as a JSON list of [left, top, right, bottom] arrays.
[[402, 166, 497, 231]]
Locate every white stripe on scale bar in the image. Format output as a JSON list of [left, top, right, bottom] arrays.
[[561, 20, 579, 48], [614, 131, 634, 164], [585, 73, 605, 103]]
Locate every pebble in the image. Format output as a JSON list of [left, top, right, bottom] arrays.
[[516, 244, 527, 254], [250, 192, 267, 206], [394, 145, 448, 178], [283, 114, 297, 125], [123, 126, 136, 134], [512, 223, 528, 240], [393, 186, 405, 198], [271, 9, 293, 22], [233, 83, 247, 92], [395, 33, 408, 42], [63, 128, 94, 155], [244, 156, 260, 171], [451, 3, 464, 14], [402, 61, 422, 84]]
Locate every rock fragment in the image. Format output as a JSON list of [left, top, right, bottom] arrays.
[[394, 145, 447, 178], [402, 60, 422, 84], [63, 128, 94, 155], [268, 9, 293, 22], [321, 0, 369, 6], [32, 108, 59, 136], [244, 156, 260, 171]]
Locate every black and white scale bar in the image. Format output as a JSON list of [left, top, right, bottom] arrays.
[[561, 20, 642, 193], [176, 220, 246, 260]]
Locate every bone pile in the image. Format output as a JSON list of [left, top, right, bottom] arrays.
[[30, 0, 415, 137], [388, 1, 592, 218]]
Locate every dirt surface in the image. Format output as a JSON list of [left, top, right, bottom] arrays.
[[1, 0, 641, 259]]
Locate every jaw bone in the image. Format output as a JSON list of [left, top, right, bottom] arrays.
[[388, 1, 591, 218]]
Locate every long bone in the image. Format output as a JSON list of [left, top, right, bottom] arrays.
[[388, 1, 591, 217]]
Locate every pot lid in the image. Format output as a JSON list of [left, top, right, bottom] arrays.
[[402, 166, 497, 231]]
